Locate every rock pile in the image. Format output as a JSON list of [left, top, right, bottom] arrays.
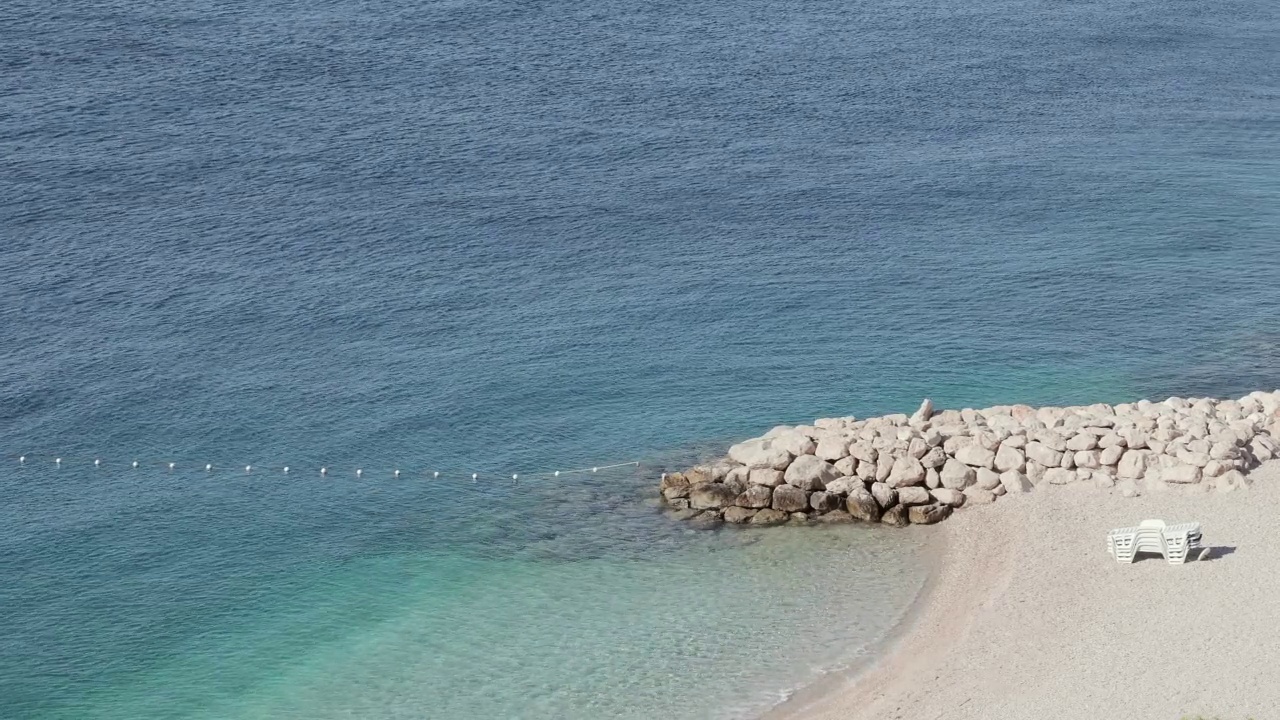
[[659, 392, 1280, 528]]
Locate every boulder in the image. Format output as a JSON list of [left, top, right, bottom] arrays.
[[975, 467, 1003, 490], [875, 454, 894, 482], [924, 468, 941, 489], [908, 503, 953, 525], [887, 456, 927, 488], [748, 468, 786, 487], [855, 458, 877, 480], [772, 431, 817, 457], [1161, 463, 1202, 484], [1099, 444, 1125, 466], [897, 486, 932, 506], [784, 455, 838, 491], [688, 510, 724, 528], [723, 506, 757, 524], [955, 444, 997, 469], [846, 487, 882, 523], [1024, 441, 1063, 468], [994, 444, 1026, 473], [750, 508, 789, 526], [999, 470, 1032, 493], [1175, 449, 1211, 468], [1044, 467, 1076, 485], [810, 491, 843, 513], [659, 473, 691, 496], [1116, 450, 1148, 479], [689, 483, 738, 510], [1216, 470, 1249, 492], [939, 458, 976, 490], [1073, 450, 1101, 469], [823, 476, 860, 496], [907, 438, 930, 459], [771, 484, 810, 512], [833, 456, 858, 477], [814, 510, 854, 523], [1034, 431, 1068, 452], [870, 482, 897, 509], [930, 488, 966, 507], [962, 487, 997, 505], [881, 504, 911, 527], [848, 442, 878, 464], [727, 438, 793, 469], [919, 446, 948, 469], [1025, 460, 1046, 485], [725, 465, 751, 484], [815, 436, 850, 462], [736, 484, 773, 509], [910, 398, 934, 424]]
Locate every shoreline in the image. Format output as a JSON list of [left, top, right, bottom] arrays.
[[763, 459, 1280, 719]]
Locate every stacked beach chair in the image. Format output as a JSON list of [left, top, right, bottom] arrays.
[[1106, 519, 1203, 565]]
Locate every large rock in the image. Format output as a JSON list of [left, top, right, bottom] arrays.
[[930, 488, 966, 507], [772, 431, 817, 457], [659, 472, 691, 497], [771, 484, 810, 512], [1117, 450, 1148, 479], [887, 456, 927, 488], [999, 470, 1032, 493], [846, 487, 882, 523], [870, 482, 897, 509], [736, 484, 773, 509], [783, 455, 838, 491], [689, 483, 738, 510], [823, 476, 860, 496], [833, 456, 858, 477], [920, 446, 948, 469], [810, 491, 843, 513], [962, 487, 997, 505], [1033, 431, 1068, 452], [939, 458, 976, 490], [955, 444, 996, 469], [1099, 444, 1125, 466], [1161, 463, 1203, 484], [1066, 433, 1099, 452], [1073, 450, 1101, 469], [908, 503, 953, 525], [723, 506, 757, 524], [897, 486, 932, 506], [882, 504, 911, 527], [910, 398, 934, 424], [1043, 467, 1076, 485], [727, 439, 793, 470], [815, 436, 850, 462], [1175, 449, 1211, 468], [748, 468, 786, 487], [848, 442, 878, 464], [750, 508, 788, 526], [993, 444, 1025, 473], [974, 467, 1003, 490], [689, 510, 724, 528], [1024, 441, 1064, 468]]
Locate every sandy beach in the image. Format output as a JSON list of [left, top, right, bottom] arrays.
[[771, 459, 1280, 720]]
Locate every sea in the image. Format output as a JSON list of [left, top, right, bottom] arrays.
[[1, 0, 1277, 716]]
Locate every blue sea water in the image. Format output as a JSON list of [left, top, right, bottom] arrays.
[[2, 0, 1278, 716]]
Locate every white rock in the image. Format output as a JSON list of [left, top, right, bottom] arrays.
[[993, 444, 1026, 473], [886, 456, 927, 488], [833, 456, 858, 477], [999, 470, 1032, 493], [1025, 460, 1046, 485], [814, 436, 850, 462], [1161, 463, 1202, 484], [907, 438, 930, 460], [1116, 450, 1148, 479], [748, 468, 786, 487], [954, 444, 996, 469], [939, 458, 977, 490], [1175, 449, 1211, 468], [1202, 460, 1228, 478], [875, 454, 893, 482], [823, 476, 860, 496], [962, 487, 997, 505], [925, 467, 941, 489], [783, 454, 839, 490], [847, 442, 878, 464], [771, 431, 817, 457], [870, 482, 897, 509], [728, 439, 793, 470], [910, 398, 934, 424], [1024, 441, 1063, 468], [1044, 467, 1075, 485], [1065, 434, 1098, 451], [975, 467, 1003, 490], [1099, 444, 1125, 466], [896, 486, 931, 506], [930, 488, 965, 507], [920, 445, 948, 469]]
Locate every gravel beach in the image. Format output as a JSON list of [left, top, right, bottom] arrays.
[[771, 459, 1280, 720]]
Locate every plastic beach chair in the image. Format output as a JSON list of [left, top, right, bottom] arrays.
[[1106, 520, 1201, 564]]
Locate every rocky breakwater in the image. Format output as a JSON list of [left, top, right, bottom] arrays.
[[659, 392, 1280, 528]]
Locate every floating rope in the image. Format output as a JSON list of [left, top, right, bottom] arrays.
[[1, 452, 641, 482]]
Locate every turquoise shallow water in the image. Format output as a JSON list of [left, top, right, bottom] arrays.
[[2, 0, 1278, 716]]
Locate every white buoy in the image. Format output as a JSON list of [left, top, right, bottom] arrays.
[[593, 467, 598, 473], [471, 473, 477, 482], [245, 465, 252, 473], [356, 468, 363, 478], [206, 464, 213, 472], [512, 473, 518, 481], [132, 460, 139, 469], [168, 462, 175, 471], [95, 458, 100, 468], [394, 469, 400, 478], [554, 470, 560, 477], [433, 471, 439, 479], [56, 458, 62, 467], [19, 455, 25, 464], [283, 466, 290, 474], [320, 467, 327, 476]]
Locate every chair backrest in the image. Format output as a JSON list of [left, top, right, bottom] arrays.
[[1139, 519, 1167, 529]]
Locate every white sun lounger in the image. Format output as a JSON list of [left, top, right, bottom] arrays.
[[1106, 520, 1202, 564]]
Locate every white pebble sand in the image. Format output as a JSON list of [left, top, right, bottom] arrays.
[[769, 459, 1280, 720]]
